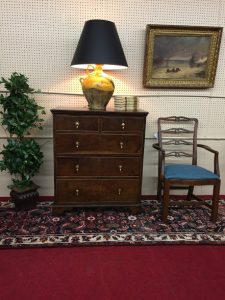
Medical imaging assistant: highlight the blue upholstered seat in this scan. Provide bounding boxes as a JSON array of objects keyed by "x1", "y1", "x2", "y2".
[{"x1": 165, "y1": 164, "x2": 219, "y2": 180}]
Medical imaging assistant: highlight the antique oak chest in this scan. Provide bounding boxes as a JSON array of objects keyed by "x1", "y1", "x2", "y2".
[{"x1": 51, "y1": 107, "x2": 148, "y2": 214}]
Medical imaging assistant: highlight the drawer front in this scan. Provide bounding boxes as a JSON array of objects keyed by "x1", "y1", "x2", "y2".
[
  {"x1": 55, "y1": 157, "x2": 141, "y2": 177},
  {"x1": 55, "y1": 179, "x2": 140, "y2": 203},
  {"x1": 101, "y1": 180, "x2": 140, "y2": 202},
  {"x1": 102, "y1": 116, "x2": 145, "y2": 132},
  {"x1": 55, "y1": 133, "x2": 143, "y2": 154},
  {"x1": 54, "y1": 115, "x2": 99, "y2": 131}
]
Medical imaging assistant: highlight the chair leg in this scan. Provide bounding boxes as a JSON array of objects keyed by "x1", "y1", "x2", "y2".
[
  {"x1": 187, "y1": 186, "x2": 194, "y2": 201},
  {"x1": 157, "y1": 180, "x2": 162, "y2": 201},
  {"x1": 211, "y1": 181, "x2": 220, "y2": 222},
  {"x1": 162, "y1": 181, "x2": 170, "y2": 222}
]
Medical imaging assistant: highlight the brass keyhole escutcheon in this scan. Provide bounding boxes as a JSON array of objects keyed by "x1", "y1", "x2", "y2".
[
  {"x1": 75, "y1": 121, "x2": 80, "y2": 129},
  {"x1": 75, "y1": 141, "x2": 80, "y2": 149},
  {"x1": 121, "y1": 122, "x2": 125, "y2": 130}
]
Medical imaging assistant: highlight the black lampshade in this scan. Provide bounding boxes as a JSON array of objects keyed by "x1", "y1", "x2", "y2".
[{"x1": 71, "y1": 19, "x2": 128, "y2": 70}]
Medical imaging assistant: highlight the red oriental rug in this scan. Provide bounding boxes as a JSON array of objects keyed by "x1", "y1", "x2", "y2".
[{"x1": 0, "y1": 200, "x2": 225, "y2": 248}]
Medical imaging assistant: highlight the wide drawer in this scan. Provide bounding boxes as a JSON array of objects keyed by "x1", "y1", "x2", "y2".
[
  {"x1": 55, "y1": 156, "x2": 141, "y2": 177},
  {"x1": 54, "y1": 133, "x2": 143, "y2": 154},
  {"x1": 55, "y1": 179, "x2": 140, "y2": 203},
  {"x1": 54, "y1": 115, "x2": 99, "y2": 131},
  {"x1": 102, "y1": 116, "x2": 145, "y2": 132}
]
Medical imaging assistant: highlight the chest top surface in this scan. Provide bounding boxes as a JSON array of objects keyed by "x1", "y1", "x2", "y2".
[{"x1": 51, "y1": 106, "x2": 148, "y2": 117}]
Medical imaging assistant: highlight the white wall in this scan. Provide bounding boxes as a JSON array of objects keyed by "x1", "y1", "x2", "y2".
[{"x1": 0, "y1": 0, "x2": 225, "y2": 196}]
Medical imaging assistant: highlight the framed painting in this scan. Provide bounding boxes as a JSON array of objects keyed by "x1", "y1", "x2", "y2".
[{"x1": 143, "y1": 25, "x2": 223, "y2": 88}]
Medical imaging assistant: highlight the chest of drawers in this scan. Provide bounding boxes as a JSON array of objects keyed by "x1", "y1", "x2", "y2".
[{"x1": 51, "y1": 107, "x2": 148, "y2": 214}]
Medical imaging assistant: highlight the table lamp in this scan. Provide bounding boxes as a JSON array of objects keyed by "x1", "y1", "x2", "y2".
[{"x1": 71, "y1": 19, "x2": 128, "y2": 110}]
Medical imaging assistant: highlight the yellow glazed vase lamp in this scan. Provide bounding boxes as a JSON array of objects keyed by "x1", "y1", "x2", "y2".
[
  {"x1": 80, "y1": 64, "x2": 114, "y2": 110},
  {"x1": 71, "y1": 19, "x2": 128, "y2": 110}
]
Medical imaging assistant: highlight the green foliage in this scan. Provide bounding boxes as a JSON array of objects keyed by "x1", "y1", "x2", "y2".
[
  {"x1": 0, "y1": 139, "x2": 44, "y2": 188},
  {"x1": 0, "y1": 72, "x2": 45, "y2": 137},
  {"x1": 0, "y1": 72, "x2": 45, "y2": 189}
]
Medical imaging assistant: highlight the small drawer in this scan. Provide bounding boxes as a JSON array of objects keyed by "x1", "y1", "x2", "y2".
[
  {"x1": 54, "y1": 133, "x2": 101, "y2": 154},
  {"x1": 102, "y1": 116, "x2": 145, "y2": 132},
  {"x1": 54, "y1": 133, "x2": 143, "y2": 154},
  {"x1": 55, "y1": 179, "x2": 140, "y2": 203},
  {"x1": 54, "y1": 115, "x2": 99, "y2": 131},
  {"x1": 55, "y1": 156, "x2": 141, "y2": 177}
]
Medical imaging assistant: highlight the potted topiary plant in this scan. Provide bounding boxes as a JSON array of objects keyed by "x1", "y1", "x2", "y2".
[{"x1": 0, "y1": 72, "x2": 45, "y2": 210}]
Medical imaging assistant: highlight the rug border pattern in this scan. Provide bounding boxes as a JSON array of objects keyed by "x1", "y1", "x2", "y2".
[
  {"x1": 1, "y1": 232, "x2": 225, "y2": 248},
  {"x1": 1, "y1": 200, "x2": 225, "y2": 248}
]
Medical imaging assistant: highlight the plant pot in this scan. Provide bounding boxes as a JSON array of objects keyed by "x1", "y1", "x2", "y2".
[{"x1": 10, "y1": 184, "x2": 40, "y2": 210}]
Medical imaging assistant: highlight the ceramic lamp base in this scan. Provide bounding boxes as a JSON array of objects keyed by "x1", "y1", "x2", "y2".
[
  {"x1": 83, "y1": 88, "x2": 113, "y2": 110},
  {"x1": 80, "y1": 65, "x2": 114, "y2": 110}
]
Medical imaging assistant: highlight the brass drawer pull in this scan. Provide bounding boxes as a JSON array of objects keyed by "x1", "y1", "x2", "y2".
[
  {"x1": 121, "y1": 122, "x2": 125, "y2": 130},
  {"x1": 75, "y1": 189, "x2": 79, "y2": 197},
  {"x1": 75, "y1": 164, "x2": 79, "y2": 173},
  {"x1": 75, "y1": 121, "x2": 80, "y2": 129},
  {"x1": 118, "y1": 188, "x2": 122, "y2": 195},
  {"x1": 118, "y1": 165, "x2": 123, "y2": 172},
  {"x1": 75, "y1": 141, "x2": 80, "y2": 149},
  {"x1": 120, "y1": 142, "x2": 124, "y2": 149}
]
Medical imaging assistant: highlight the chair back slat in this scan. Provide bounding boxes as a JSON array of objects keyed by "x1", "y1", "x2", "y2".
[
  {"x1": 158, "y1": 116, "x2": 198, "y2": 165},
  {"x1": 162, "y1": 139, "x2": 193, "y2": 146},
  {"x1": 165, "y1": 151, "x2": 193, "y2": 158},
  {"x1": 161, "y1": 128, "x2": 194, "y2": 134}
]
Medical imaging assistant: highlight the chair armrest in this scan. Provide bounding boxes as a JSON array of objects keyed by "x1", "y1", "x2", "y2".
[
  {"x1": 152, "y1": 142, "x2": 160, "y2": 150},
  {"x1": 197, "y1": 144, "x2": 219, "y2": 154},
  {"x1": 152, "y1": 143, "x2": 166, "y2": 179},
  {"x1": 152, "y1": 143, "x2": 165, "y2": 153},
  {"x1": 197, "y1": 144, "x2": 220, "y2": 176}
]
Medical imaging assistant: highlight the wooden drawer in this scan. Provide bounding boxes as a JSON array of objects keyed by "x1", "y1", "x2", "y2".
[
  {"x1": 102, "y1": 116, "x2": 145, "y2": 132},
  {"x1": 54, "y1": 115, "x2": 99, "y2": 131},
  {"x1": 55, "y1": 156, "x2": 141, "y2": 177},
  {"x1": 55, "y1": 179, "x2": 140, "y2": 203},
  {"x1": 55, "y1": 133, "x2": 143, "y2": 154}
]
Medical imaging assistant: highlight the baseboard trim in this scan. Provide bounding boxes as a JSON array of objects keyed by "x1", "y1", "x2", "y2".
[
  {"x1": 0, "y1": 195, "x2": 225, "y2": 202},
  {"x1": 141, "y1": 195, "x2": 225, "y2": 200}
]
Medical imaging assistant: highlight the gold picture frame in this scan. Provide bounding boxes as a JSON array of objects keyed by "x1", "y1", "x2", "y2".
[{"x1": 143, "y1": 25, "x2": 223, "y2": 88}]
